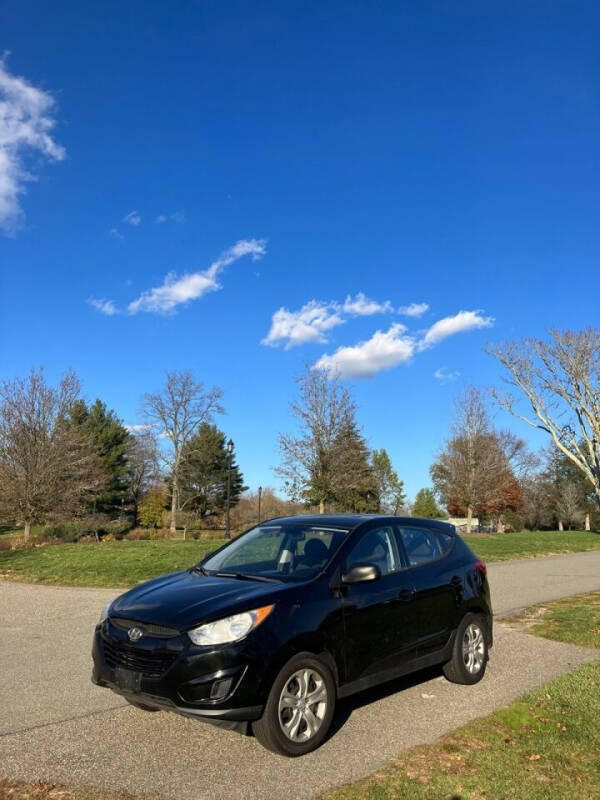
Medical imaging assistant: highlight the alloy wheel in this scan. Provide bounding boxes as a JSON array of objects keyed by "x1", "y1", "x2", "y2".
[
  {"x1": 462, "y1": 623, "x2": 485, "y2": 674},
  {"x1": 277, "y1": 668, "x2": 328, "y2": 742}
]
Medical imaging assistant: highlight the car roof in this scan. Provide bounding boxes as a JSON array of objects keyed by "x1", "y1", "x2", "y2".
[{"x1": 261, "y1": 514, "x2": 456, "y2": 534}]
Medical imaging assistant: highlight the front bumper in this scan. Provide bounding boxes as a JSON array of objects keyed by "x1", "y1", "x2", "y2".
[{"x1": 92, "y1": 620, "x2": 266, "y2": 732}]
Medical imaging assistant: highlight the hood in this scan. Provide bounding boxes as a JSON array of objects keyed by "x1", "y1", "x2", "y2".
[{"x1": 109, "y1": 570, "x2": 295, "y2": 630}]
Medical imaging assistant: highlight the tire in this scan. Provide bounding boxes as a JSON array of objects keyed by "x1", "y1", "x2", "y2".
[
  {"x1": 443, "y1": 613, "x2": 488, "y2": 685},
  {"x1": 251, "y1": 653, "x2": 336, "y2": 756}
]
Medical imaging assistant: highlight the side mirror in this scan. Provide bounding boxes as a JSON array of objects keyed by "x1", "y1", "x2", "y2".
[{"x1": 341, "y1": 563, "x2": 381, "y2": 585}]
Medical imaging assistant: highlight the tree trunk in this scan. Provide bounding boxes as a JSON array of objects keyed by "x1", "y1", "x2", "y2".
[
  {"x1": 558, "y1": 519, "x2": 564, "y2": 531},
  {"x1": 170, "y1": 483, "x2": 177, "y2": 532},
  {"x1": 466, "y1": 505, "x2": 473, "y2": 534},
  {"x1": 23, "y1": 520, "x2": 31, "y2": 541},
  {"x1": 496, "y1": 516, "x2": 504, "y2": 534},
  {"x1": 585, "y1": 512, "x2": 591, "y2": 531},
  {"x1": 319, "y1": 499, "x2": 325, "y2": 515}
]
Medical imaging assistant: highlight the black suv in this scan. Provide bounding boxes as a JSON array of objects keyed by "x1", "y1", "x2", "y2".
[{"x1": 92, "y1": 515, "x2": 493, "y2": 756}]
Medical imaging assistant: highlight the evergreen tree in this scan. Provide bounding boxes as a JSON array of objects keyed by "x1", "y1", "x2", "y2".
[
  {"x1": 68, "y1": 399, "x2": 131, "y2": 516},
  {"x1": 371, "y1": 448, "x2": 406, "y2": 513},
  {"x1": 333, "y1": 420, "x2": 378, "y2": 512},
  {"x1": 179, "y1": 424, "x2": 246, "y2": 517},
  {"x1": 412, "y1": 488, "x2": 445, "y2": 519}
]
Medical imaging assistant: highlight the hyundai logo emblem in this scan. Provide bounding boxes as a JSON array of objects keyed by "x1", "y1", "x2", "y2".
[{"x1": 128, "y1": 627, "x2": 143, "y2": 642}]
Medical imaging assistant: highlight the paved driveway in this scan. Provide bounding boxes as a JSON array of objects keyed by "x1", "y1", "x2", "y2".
[{"x1": 1, "y1": 550, "x2": 599, "y2": 800}]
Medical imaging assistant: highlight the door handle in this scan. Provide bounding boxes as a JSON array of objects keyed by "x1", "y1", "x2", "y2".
[{"x1": 398, "y1": 588, "x2": 415, "y2": 602}]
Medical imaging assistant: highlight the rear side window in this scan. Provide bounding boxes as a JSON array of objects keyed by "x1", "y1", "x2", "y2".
[{"x1": 397, "y1": 526, "x2": 446, "y2": 566}]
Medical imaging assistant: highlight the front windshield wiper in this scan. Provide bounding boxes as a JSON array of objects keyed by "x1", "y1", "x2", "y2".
[
  {"x1": 189, "y1": 564, "x2": 209, "y2": 576},
  {"x1": 213, "y1": 571, "x2": 282, "y2": 584}
]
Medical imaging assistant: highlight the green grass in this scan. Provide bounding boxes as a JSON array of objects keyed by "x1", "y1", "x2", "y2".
[
  {"x1": 322, "y1": 594, "x2": 600, "y2": 800},
  {"x1": 507, "y1": 592, "x2": 600, "y2": 649},
  {"x1": 463, "y1": 529, "x2": 600, "y2": 562},
  {"x1": 0, "y1": 539, "x2": 224, "y2": 587},
  {"x1": 322, "y1": 661, "x2": 600, "y2": 800}
]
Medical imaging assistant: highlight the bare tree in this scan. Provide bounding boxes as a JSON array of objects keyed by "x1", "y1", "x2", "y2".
[
  {"x1": 142, "y1": 372, "x2": 224, "y2": 531},
  {"x1": 127, "y1": 429, "x2": 160, "y2": 527},
  {"x1": 555, "y1": 483, "x2": 584, "y2": 530},
  {"x1": 431, "y1": 387, "x2": 530, "y2": 532},
  {"x1": 0, "y1": 369, "x2": 104, "y2": 538},
  {"x1": 488, "y1": 329, "x2": 600, "y2": 507},
  {"x1": 277, "y1": 369, "x2": 369, "y2": 513}
]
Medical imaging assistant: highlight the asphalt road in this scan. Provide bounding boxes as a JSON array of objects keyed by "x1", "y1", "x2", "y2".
[{"x1": 1, "y1": 550, "x2": 599, "y2": 800}]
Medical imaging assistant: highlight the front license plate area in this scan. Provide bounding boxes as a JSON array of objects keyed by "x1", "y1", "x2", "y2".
[{"x1": 114, "y1": 666, "x2": 142, "y2": 693}]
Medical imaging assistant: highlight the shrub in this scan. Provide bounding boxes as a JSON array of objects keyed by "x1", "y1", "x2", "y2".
[{"x1": 41, "y1": 522, "x2": 85, "y2": 543}]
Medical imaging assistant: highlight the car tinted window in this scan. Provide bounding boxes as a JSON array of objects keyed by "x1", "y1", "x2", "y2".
[
  {"x1": 346, "y1": 527, "x2": 397, "y2": 575},
  {"x1": 398, "y1": 526, "x2": 443, "y2": 566},
  {"x1": 436, "y1": 529, "x2": 454, "y2": 554}
]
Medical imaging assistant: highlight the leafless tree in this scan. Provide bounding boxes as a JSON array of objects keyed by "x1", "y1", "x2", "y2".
[
  {"x1": 127, "y1": 429, "x2": 160, "y2": 527},
  {"x1": 488, "y1": 329, "x2": 600, "y2": 507},
  {"x1": 555, "y1": 483, "x2": 584, "y2": 530},
  {"x1": 277, "y1": 369, "x2": 362, "y2": 513},
  {"x1": 431, "y1": 387, "x2": 531, "y2": 532},
  {"x1": 0, "y1": 369, "x2": 104, "y2": 538},
  {"x1": 142, "y1": 372, "x2": 224, "y2": 531}
]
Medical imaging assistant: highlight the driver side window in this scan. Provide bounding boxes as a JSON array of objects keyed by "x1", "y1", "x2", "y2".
[{"x1": 346, "y1": 527, "x2": 397, "y2": 576}]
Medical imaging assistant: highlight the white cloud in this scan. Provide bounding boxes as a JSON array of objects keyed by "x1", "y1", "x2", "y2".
[
  {"x1": 342, "y1": 293, "x2": 393, "y2": 316},
  {"x1": 262, "y1": 300, "x2": 345, "y2": 349},
  {"x1": 421, "y1": 310, "x2": 494, "y2": 348},
  {"x1": 108, "y1": 227, "x2": 124, "y2": 240},
  {"x1": 88, "y1": 297, "x2": 118, "y2": 316},
  {"x1": 156, "y1": 211, "x2": 185, "y2": 224},
  {"x1": 126, "y1": 238, "x2": 266, "y2": 315},
  {"x1": 314, "y1": 323, "x2": 415, "y2": 379},
  {"x1": 0, "y1": 58, "x2": 65, "y2": 233},
  {"x1": 125, "y1": 423, "x2": 153, "y2": 433},
  {"x1": 262, "y1": 292, "x2": 393, "y2": 348},
  {"x1": 398, "y1": 302, "x2": 429, "y2": 318},
  {"x1": 123, "y1": 210, "x2": 141, "y2": 226},
  {"x1": 434, "y1": 367, "x2": 461, "y2": 383}
]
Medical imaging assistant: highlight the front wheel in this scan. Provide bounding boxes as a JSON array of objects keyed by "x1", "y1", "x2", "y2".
[
  {"x1": 443, "y1": 613, "x2": 488, "y2": 685},
  {"x1": 252, "y1": 653, "x2": 336, "y2": 756}
]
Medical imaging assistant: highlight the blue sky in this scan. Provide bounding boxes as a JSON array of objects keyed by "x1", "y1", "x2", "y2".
[{"x1": 1, "y1": 1, "x2": 599, "y2": 500}]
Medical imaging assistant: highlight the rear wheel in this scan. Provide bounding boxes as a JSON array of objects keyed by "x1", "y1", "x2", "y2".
[
  {"x1": 252, "y1": 653, "x2": 336, "y2": 756},
  {"x1": 443, "y1": 613, "x2": 488, "y2": 685}
]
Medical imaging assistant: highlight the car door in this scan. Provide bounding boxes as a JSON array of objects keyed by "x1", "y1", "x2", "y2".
[
  {"x1": 341, "y1": 525, "x2": 416, "y2": 686},
  {"x1": 395, "y1": 525, "x2": 460, "y2": 656}
]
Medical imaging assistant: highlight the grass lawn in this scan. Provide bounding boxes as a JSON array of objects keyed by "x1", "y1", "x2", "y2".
[
  {"x1": 321, "y1": 592, "x2": 600, "y2": 800},
  {"x1": 505, "y1": 592, "x2": 600, "y2": 649},
  {"x1": 462, "y1": 528, "x2": 600, "y2": 562},
  {"x1": 0, "y1": 539, "x2": 224, "y2": 588}
]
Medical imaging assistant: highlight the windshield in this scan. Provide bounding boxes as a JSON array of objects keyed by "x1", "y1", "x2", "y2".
[{"x1": 201, "y1": 523, "x2": 351, "y2": 582}]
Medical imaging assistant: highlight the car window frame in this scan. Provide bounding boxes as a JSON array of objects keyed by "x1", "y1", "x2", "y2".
[
  {"x1": 343, "y1": 524, "x2": 403, "y2": 577},
  {"x1": 394, "y1": 524, "x2": 456, "y2": 571}
]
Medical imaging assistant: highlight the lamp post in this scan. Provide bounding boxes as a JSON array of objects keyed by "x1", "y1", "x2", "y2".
[
  {"x1": 258, "y1": 486, "x2": 262, "y2": 524},
  {"x1": 225, "y1": 438, "x2": 234, "y2": 539}
]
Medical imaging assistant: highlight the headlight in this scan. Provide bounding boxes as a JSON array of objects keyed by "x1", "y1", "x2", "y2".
[
  {"x1": 99, "y1": 602, "x2": 112, "y2": 624},
  {"x1": 187, "y1": 604, "x2": 275, "y2": 646}
]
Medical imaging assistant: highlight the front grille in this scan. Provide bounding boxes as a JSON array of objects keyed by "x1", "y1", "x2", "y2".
[
  {"x1": 102, "y1": 639, "x2": 177, "y2": 678},
  {"x1": 109, "y1": 617, "x2": 180, "y2": 638}
]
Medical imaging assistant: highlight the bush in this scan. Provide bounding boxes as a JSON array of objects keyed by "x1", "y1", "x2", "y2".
[
  {"x1": 503, "y1": 511, "x2": 524, "y2": 533},
  {"x1": 102, "y1": 519, "x2": 132, "y2": 539},
  {"x1": 41, "y1": 522, "x2": 86, "y2": 543}
]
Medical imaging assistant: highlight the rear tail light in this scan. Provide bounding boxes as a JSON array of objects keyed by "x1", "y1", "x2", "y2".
[{"x1": 475, "y1": 560, "x2": 487, "y2": 577}]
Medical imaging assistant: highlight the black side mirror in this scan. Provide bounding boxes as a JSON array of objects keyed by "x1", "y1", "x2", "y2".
[{"x1": 341, "y1": 563, "x2": 381, "y2": 584}]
